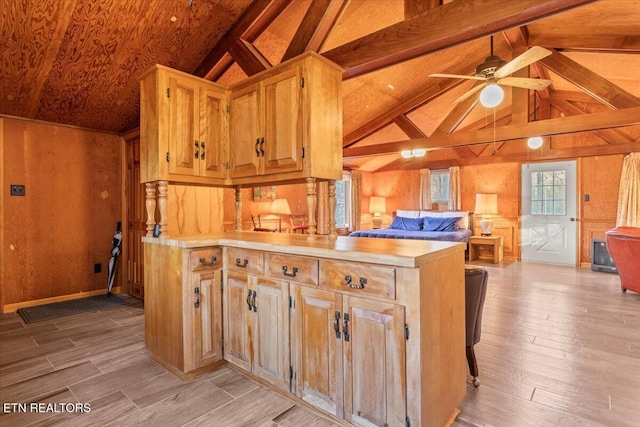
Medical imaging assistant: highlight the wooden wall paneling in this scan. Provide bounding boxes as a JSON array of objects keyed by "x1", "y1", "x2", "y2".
[
  {"x1": 0, "y1": 118, "x2": 4, "y2": 311},
  {"x1": 1, "y1": 117, "x2": 121, "y2": 310},
  {"x1": 167, "y1": 185, "x2": 225, "y2": 236}
]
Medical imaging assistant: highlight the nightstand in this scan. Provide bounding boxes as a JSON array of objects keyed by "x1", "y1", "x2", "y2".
[{"x1": 469, "y1": 235, "x2": 503, "y2": 264}]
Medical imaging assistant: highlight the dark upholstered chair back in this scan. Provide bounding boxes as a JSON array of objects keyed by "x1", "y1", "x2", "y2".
[{"x1": 465, "y1": 267, "x2": 488, "y2": 346}]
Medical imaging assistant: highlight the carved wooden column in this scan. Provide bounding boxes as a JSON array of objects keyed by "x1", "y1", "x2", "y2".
[
  {"x1": 235, "y1": 186, "x2": 242, "y2": 232},
  {"x1": 306, "y1": 177, "x2": 317, "y2": 240},
  {"x1": 157, "y1": 180, "x2": 169, "y2": 236},
  {"x1": 328, "y1": 179, "x2": 337, "y2": 240},
  {"x1": 145, "y1": 182, "x2": 157, "y2": 237}
]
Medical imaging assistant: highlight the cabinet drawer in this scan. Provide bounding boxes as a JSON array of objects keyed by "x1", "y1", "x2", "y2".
[
  {"x1": 265, "y1": 253, "x2": 319, "y2": 286},
  {"x1": 226, "y1": 247, "x2": 264, "y2": 275},
  {"x1": 189, "y1": 248, "x2": 222, "y2": 271},
  {"x1": 320, "y1": 260, "x2": 396, "y2": 299}
]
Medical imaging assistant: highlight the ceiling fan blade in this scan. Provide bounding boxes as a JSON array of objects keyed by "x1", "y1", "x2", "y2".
[
  {"x1": 429, "y1": 73, "x2": 486, "y2": 81},
  {"x1": 494, "y1": 46, "x2": 552, "y2": 79},
  {"x1": 497, "y1": 77, "x2": 552, "y2": 90},
  {"x1": 454, "y1": 83, "x2": 487, "y2": 103}
]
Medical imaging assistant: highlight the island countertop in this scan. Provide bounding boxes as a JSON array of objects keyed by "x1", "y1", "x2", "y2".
[{"x1": 142, "y1": 232, "x2": 465, "y2": 268}]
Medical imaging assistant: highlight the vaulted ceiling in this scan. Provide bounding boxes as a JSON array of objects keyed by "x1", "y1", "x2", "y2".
[{"x1": 2, "y1": 0, "x2": 639, "y2": 171}]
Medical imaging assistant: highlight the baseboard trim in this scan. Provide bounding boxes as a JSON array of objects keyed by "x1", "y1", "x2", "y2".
[{"x1": 2, "y1": 287, "x2": 122, "y2": 313}]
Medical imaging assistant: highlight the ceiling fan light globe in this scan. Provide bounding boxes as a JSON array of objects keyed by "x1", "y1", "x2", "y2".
[
  {"x1": 479, "y1": 84, "x2": 504, "y2": 108},
  {"x1": 401, "y1": 150, "x2": 413, "y2": 158},
  {"x1": 528, "y1": 136, "x2": 544, "y2": 149},
  {"x1": 413, "y1": 149, "x2": 426, "y2": 157}
]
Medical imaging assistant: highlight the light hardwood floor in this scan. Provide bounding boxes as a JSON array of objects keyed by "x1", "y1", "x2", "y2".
[{"x1": 1, "y1": 261, "x2": 639, "y2": 427}]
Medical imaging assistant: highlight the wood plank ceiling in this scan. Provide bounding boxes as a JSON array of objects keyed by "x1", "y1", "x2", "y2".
[{"x1": 2, "y1": 0, "x2": 639, "y2": 171}]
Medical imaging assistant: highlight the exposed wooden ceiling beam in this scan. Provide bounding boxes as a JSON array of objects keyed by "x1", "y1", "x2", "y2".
[
  {"x1": 432, "y1": 88, "x2": 480, "y2": 135},
  {"x1": 393, "y1": 115, "x2": 427, "y2": 139},
  {"x1": 502, "y1": 26, "x2": 529, "y2": 50},
  {"x1": 550, "y1": 98, "x2": 634, "y2": 144},
  {"x1": 376, "y1": 140, "x2": 640, "y2": 171},
  {"x1": 404, "y1": 0, "x2": 442, "y2": 19},
  {"x1": 229, "y1": 39, "x2": 272, "y2": 76},
  {"x1": 550, "y1": 89, "x2": 600, "y2": 104},
  {"x1": 539, "y1": 50, "x2": 640, "y2": 109},
  {"x1": 529, "y1": 34, "x2": 640, "y2": 52},
  {"x1": 344, "y1": 106, "x2": 640, "y2": 158},
  {"x1": 194, "y1": 0, "x2": 290, "y2": 79},
  {"x1": 322, "y1": 0, "x2": 597, "y2": 79},
  {"x1": 282, "y1": 0, "x2": 348, "y2": 61},
  {"x1": 343, "y1": 78, "x2": 465, "y2": 147}
]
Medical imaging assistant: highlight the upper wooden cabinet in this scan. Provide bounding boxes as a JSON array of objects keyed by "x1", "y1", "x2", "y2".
[
  {"x1": 140, "y1": 52, "x2": 342, "y2": 187},
  {"x1": 229, "y1": 52, "x2": 343, "y2": 185},
  {"x1": 140, "y1": 65, "x2": 229, "y2": 186}
]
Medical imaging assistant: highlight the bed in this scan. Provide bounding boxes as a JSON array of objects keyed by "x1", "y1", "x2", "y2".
[{"x1": 349, "y1": 210, "x2": 473, "y2": 243}]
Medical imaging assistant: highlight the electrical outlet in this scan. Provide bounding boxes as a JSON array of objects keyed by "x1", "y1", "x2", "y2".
[
  {"x1": 10, "y1": 185, "x2": 25, "y2": 196},
  {"x1": 94, "y1": 263, "x2": 102, "y2": 273}
]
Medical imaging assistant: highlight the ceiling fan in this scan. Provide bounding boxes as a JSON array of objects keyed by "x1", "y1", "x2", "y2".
[{"x1": 429, "y1": 37, "x2": 553, "y2": 105}]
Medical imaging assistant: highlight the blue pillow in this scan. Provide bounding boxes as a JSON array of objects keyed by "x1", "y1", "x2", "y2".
[
  {"x1": 389, "y1": 216, "x2": 423, "y2": 231},
  {"x1": 422, "y1": 216, "x2": 460, "y2": 231}
]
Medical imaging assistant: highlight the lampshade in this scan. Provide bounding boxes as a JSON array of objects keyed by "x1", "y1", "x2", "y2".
[
  {"x1": 369, "y1": 196, "x2": 386, "y2": 214},
  {"x1": 474, "y1": 193, "x2": 498, "y2": 216},
  {"x1": 479, "y1": 84, "x2": 504, "y2": 108},
  {"x1": 270, "y1": 198, "x2": 291, "y2": 215}
]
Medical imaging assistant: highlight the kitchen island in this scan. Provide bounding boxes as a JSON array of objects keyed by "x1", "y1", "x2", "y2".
[{"x1": 143, "y1": 232, "x2": 466, "y2": 427}]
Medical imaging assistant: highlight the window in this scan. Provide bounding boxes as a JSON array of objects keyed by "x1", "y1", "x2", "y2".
[
  {"x1": 335, "y1": 171, "x2": 352, "y2": 228},
  {"x1": 530, "y1": 170, "x2": 566, "y2": 215},
  {"x1": 430, "y1": 171, "x2": 450, "y2": 203}
]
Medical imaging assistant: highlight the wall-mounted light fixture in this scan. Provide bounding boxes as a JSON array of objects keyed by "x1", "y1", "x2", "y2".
[{"x1": 400, "y1": 148, "x2": 426, "y2": 158}]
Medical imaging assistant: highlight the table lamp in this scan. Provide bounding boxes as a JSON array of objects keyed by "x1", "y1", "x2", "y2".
[
  {"x1": 369, "y1": 196, "x2": 386, "y2": 229},
  {"x1": 270, "y1": 198, "x2": 291, "y2": 233},
  {"x1": 474, "y1": 193, "x2": 498, "y2": 236}
]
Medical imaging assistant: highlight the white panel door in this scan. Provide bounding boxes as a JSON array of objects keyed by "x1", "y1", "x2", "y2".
[{"x1": 521, "y1": 161, "x2": 577, "y2": 265}]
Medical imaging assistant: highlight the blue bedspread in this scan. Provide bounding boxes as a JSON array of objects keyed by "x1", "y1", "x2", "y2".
[{"x1": 349, "y1": 228, "x2": 472, "y2": 242}]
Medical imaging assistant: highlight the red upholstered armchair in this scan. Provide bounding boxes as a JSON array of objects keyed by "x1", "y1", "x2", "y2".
[{"x1": 605, "y1": 226, "x2": 640, "y2": 294}]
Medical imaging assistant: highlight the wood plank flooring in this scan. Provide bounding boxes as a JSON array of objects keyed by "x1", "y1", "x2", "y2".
[{"x1": 1, "y1": 262, "x2": 639, "y2": 427}]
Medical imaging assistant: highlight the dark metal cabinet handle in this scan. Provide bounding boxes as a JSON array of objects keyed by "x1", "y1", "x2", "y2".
[
  {"x1": 282, "y1": 266, "x2": 298, "y2": 277},
  {"x1": 345, "y1": 275, "x2": 366, "y2": 289},
  {"x1": 255, "y1": 138, "x2": 260, "y2": 156},
  {"x1": 334, "y1": 311, "x2": 341, "y2": 339},
  {"x1": 246, "y1": 289, "x2": 252, "y2": 311},
  {"x1": 251, "y1": 290, "x2": 257, "y2": 312},
  {"x1": 200, "y1": 141, "x2": 205, "y2": 160},
  {"x1": 194, "y1": 140, "x2": 199, "y2": 159},
  {"x1": 235, "y1": 258, "x2": 249, "y2": 268},
  {"x1": 194, "y1": 287, "x2": 200, "y2": 309},
  {"x1": 199, "y1": 256, "x2": 217, "y2": 267},
  {"x1": 343, "y1": 313, "x2": 350, "y2": 342},
  {"x1": 259, "y1": 137, "x2": 265, "y2": 156}
]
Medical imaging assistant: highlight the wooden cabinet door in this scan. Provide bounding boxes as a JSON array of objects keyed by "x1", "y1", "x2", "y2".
[
  {"x1": 291, "y1": 285, "x2": 343, "y2": 418},
  {"x1": 343, "y1": 296, "x2": 407, "y2": 427},
  {"x1": 199, "y1": 85, "x2": 228, "y2": 179},
  {"x1": 253, "y1": 276, "x2": 290, "y2": 392},
  {"x1": 223, "y1": 271, "x2": 253, "y2": 371},
  {"x1": 261, "y1": 66, "x2": 304, "y2": 176},
  {"x1": 168, "y1": 75, "x2": 199, "y2": 176},
  {"x1": 230, "y1": 84, "x2": 261, "y2": 178},
  {"x1": 189, "y1": 268, "x2": 222, "y2": 371}
]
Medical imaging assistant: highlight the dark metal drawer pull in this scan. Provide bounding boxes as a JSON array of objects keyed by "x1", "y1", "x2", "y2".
[
  {"x1": 345, "y1": 275, "x2": 366, "y2": 289},
  {"x1": 282, "y1": 266, "x2": 298, "y2": 277},
  {"x1": 235, "y1": 258, "x2": 249, "y2": 268},
  {"x1": 199, "y1": 256, "x2": 217, "y2": 266}
]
